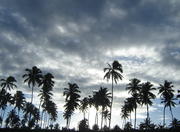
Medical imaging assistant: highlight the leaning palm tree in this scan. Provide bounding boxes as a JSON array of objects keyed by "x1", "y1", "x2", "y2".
[
  {"x1": 158, "y1": 80, "x2": 175, "y2": 126},
  {"x1": 63, "y1": 83, "x2": 81, "y2": 128},
  {"x1": 14, "y1": 91, "x2": 26, "y2": 116},
  {"x1": 139, "y1": 82, "x2": 156, "y2": 120},
  {"x1": 22, "y1": 66, "x2": 42, "y2": 104},
  {"x1": 104, "y1": 60, "x2": 123, "y2": 128},
  {"x1": 126, "y1": 78, "x2": 141, "y2": 129}
]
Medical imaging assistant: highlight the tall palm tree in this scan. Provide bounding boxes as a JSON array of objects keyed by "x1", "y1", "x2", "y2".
[
  {"x1": 63, "y1": 83, "x2": 81, "y2": 128},
  {"x1": 140, "y1": 82, "x2": 156, "y2": 120},
  {"x1": 38, "y1": 73, "x2": 54, "y2": 127},
  {"x1": 79, "y1": 97, "x2": 89, "y2": 120},
  {"x1": 22, "y1": 66, "x2": 42, "y2": 104},
  {"x1": 104, "y1": 60, "x2": 123, "y2": 128},
  {"x1": 158, "y1": 80, "x2": 175, "y2": 126},
  {"x1": 0, "y1": 76, "x2": 17, "y2": 91},
  {"x1": 126, "y1": 78, "x2": 141, "y2": 129},
  {"x1": 14, "y1": 91, "x2": 26, "y2": 116}
]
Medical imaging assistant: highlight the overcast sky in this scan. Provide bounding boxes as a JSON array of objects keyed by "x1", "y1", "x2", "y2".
[{"x1": 0, "y1": 0, "x2": 180, "y2": 128}]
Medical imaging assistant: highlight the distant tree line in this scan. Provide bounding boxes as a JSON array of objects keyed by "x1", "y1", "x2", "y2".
[{"x1": 0, "y1": 61, "x2": 180, "y2": 131}]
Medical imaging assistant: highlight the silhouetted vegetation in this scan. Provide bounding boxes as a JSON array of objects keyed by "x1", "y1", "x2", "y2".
[{"x1": 0, "y1": 61, "x2": 179, "y2": 132}]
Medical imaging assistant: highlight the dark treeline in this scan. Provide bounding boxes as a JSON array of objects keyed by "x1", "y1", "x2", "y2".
[{"x1": 0, "y1": 60, "x2": 180, "y2": 132}]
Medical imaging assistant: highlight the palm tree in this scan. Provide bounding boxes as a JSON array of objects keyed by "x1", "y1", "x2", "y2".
[
  {"x1": 23, "y1": 102, "x2": 40, "y2": 128},
  {"x1": 38, "y1": 73, "x2": 54, "y2": 126},
  {"x1": 97, "y1": 87, "x2": 111, "y2": 129},
  {"x1": 0, "y1": 89, "x2": 14, "y2": 127},
  {"x1": 126, "y1": 78, "x2": 141, "y2": 129},
  {"x1": 125, "y1": 97, "x2": 135, "y2": 124},
  {"x1": 169, "y1": 118, "x2": 180, "y2": 128},
  {"x1": 5, "y1": 109, "x2": 20, "y2": 128},
  {"x1": 121, "y1": 102, "x2": 129, "y2": 126},
  {"x1": 0, "y1": 76, "x2": 17, "y2": 91},
  {"x1": 102, "y1": 109, "x2": 110, "y2": 127},
  {"x1": 22, "y1": 66, "x2": 42, "y2": 104},
  {"x1": 63, "y1": 83, "x2": 81, "y2": 128},
  {"x1": 79, "y1": 97, "x2": 89, "y2": 120},
  {"x1": 63, "y1": 110, "x2": 73, "y2": 128},
  {"x1": 139, "y1": 82, "x2": 156, "y2": 120},
  {"x1": 177, "y1": 90, "x2": 180, "y2": 104},
  {"x1": 92, "y1": 91, "x2": 100, "y2": 126},
  {"x1": 158, "y1": 80, "x2": 175, "y2": 126},
  {"x1": 104, "y1": 60, "x2": 123, "y2": 128},
  {"x1": 14, "y1": 91, "x2": 26, "y2": 116}
]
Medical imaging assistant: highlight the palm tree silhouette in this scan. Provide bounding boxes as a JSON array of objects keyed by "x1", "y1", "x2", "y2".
[
  {"x1": 0, "y1": 89, "x2": 14, "y2": 127},
  {"x1": 158, "y1": 80, "x2": 176, "y2": 126},
  {"x1": 23, "y1": 66, "x2": 42, "y2": 104},
  {"x1": 92, "y1": 91, "x2": 100, "y2": 126},
  {"x1": 63, "y1": 83, "x2": 81, "y2": 128},
  {"x1": 104, "y1": 60, "x2": 123, "y2": 128},
  {"x1": 126, "y1": 78, "x2": 141, "y2": 129},
  {"x1": 169, "y1": 118, "x2": 180, "y2": 128},
  {"x1": 63, "y1": 110, "x2": 73, "y2": 128},
  {"x1": 97, "y1": 87, "x2": 111, "y2": 129},
  {"x1": 79, "y1": 97, "x2": 89, "y2": 120},
  {"x1": 5, "y1": 109, "x2": 20, "y2": 128},
  {"x1": 38, "y1": 73, "x2": 54, "y2": 127},
  {"x1": 102, "y1": 109, "x2": 110, "y2": 127},
  {"x1": 125, "y1": 97, "x2": 135, "y2": 124},
  {"x1": 23, "y1": 102, "x2": 40, "y2": 128},
  {"x1": 0, "y1": 76, "x2": 17, "y2": 91},
  {"x1": 177, "y1": 90, "x2": 180, "y2": 104},
  {"x1": 139, "y1": 82, "x2": 156, "y2": 120},
  {"x1": 121, "y1": 102, "x2": 130, "y2": 126},
  {"x1": 14, "y1": 91, "x2": 26, "y2": 116}
]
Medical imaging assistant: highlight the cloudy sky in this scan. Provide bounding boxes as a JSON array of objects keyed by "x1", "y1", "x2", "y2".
[{"x1": 0, "y1": 0, "x2": 180, "y2": 129}]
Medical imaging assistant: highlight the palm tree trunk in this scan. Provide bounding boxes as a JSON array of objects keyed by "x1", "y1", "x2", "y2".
[
  {"x1": 169, "y1": 106, "x2": 174, "y2": 121},
  {"x1": 83, "y1": 111, "x2": 85, "y2": 120},
  {"x1": 134, "y1": 107, "x2": 136, "y2": 129},
  {"x1": 38, "y1": 101, "x2": 41, "y2": 125},
  {"x1": 88, "y1": 112, "x2": 90, "y2": 127},
  {"x1": 163, "y1": 106, "x2": 166, "y2": 126},
  {"x1": 40, "y1": 111, "x2": 44, "y2": 128},
  {"x1": 101, "y1": 109, "x2": 103, "y2": 129},
  {"x1": 109, "y1": 74, "x2": 113, "y2": 128},
  {"x1": 147, "y1": 104, "x2": 149, "y2": 120},
  {"x1": 31, "y1": 86, "x2": 34, "y2": 104},
  {"x1": 130, "y1": 112, "x2": 132, "y2": 124}
]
